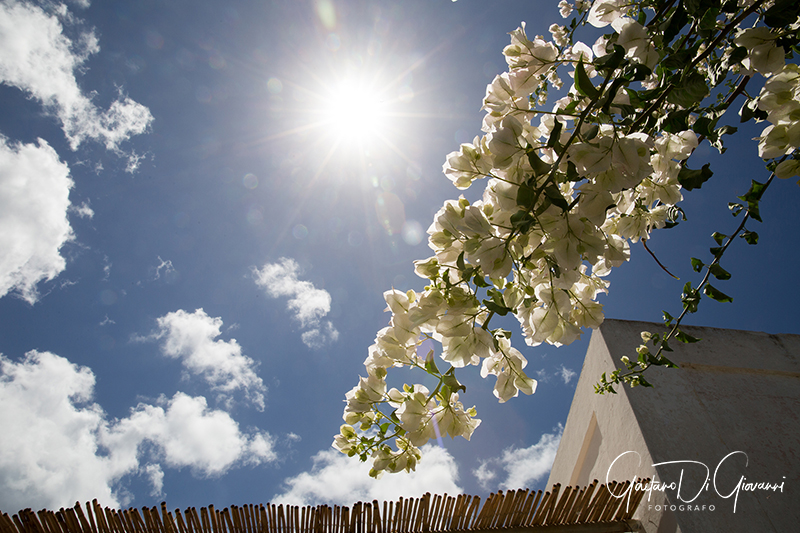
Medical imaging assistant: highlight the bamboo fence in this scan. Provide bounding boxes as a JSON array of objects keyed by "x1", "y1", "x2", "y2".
[{"x1": 0, "y1": 480, "x2": 649, "y2": 533}]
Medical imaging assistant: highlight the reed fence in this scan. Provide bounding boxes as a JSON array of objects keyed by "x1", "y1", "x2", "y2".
[{"x1": 1, "y1": 480, "x2": 649, "y2": 533}]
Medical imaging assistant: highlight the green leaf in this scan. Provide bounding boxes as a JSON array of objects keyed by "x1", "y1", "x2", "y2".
[
  {"x1": 510, "y1": 210, "x2": 534, "y2": 233},
  {"x1": 439, "y1": 384, "x2": 452, "y2": 401},
  {"x1": 728, "y1": 202, "x2": 744, "y2": 216},
  {"x1": 560, "y1": 99, "x2": 581, "y2": 115},
  {"x1": 740, "y1": 230, "x2": 759, "y2": 245},
  {"x1": 708, "y1": 125, "x2": 738, "y2": 154},
  {"x1": 727, "y1": 46, "x2": 748, "y2": 66},
  {"x1": 698, "y1": 7, "x2": 722, "y2": 31},
  {"x1": 658, "y1": 354, "x2": 678, "y2": 368},
  {"x1": 484, "y1": 299, "x2": 511, "y2": 316},
  {"x1": 738, "y1": 180, "x2": 766, "y2": 222},
  {"x1": 473, "y1": 272, "x2": 490, "y2": 287},
  {"x1": 662, "y1": 49, "x2": 694, "y2": 70},
  {"x1": 763, "y1": 0, "x2": 800, "y2": 28},
  {"x1": 704, "y1": 283, "x2": 733, "y2": 303},
  {"x1": 667, "y1": 71, "x2": 710, "y2": 108},
  {"x1": 527, "y1": 150, "x2": 552, "y2": 177},
  {"x1": 663, "y1": 4, "x2": 689, "y2": 45},
  {"x1": 663, "y1": 310, "x2": 674, "y2": 325},
  {"x1": 424, "y1": 350, "x2": 439, "y2": 374},
  {"x1": 599, "y1": 78, "x2": 622, "y2": 114},
  {"x1": 691, "y1": 257, "x2": 704, "y2": 272},
  {"x1": 748, "y1": 204, "x2": 762, "y2": 223},
  {"x1": 745, "y1": 179, "x2": 767, "y2": 200},
  {"x1": 692, "y1": 116, "x2": 717, "y2": 137},
  {"x1": 534, "y1": 197, "x2": 552, "y2": 217},
  {"x1": 516, "y1": 182, "x2": 536, "y2": 210},
  {"x1": 711, "y1": 232, "x2": 726, "y2": 245},
  {"x1": 661, "y1": 109, "x2": 692, "y2": 133},
  {"x1": 682, "y1": 282, "x2": 700, "y2": 313},
  {"x1": 488, "y1": 287, "x2": 505, "y2": 306},
  {"x1": 456, "y1": 251, "x2": 466, "y2": 271},
  {"x1": 708, "y1": 263, "x2": 731, "y2": 280},
  {"x1": 739, "y1": 98, "x2": 768, "y2": 122},
  {"x1": 683, "y1": 0, "x2": 720, "y2": 15},
  {"x1": 442, "y1": 371, "x2": 466, "y2": 394},
  {"x1": 575, "y1": 60, "x2": 600, "y2": 99},
  {"x1": 676, "y1": 330, "x2": 702, "y2": 343},
  {"x1": 594, "y1": 45, "x2": 626, "y2": 73},
  {"x1": 623, "y1": 63, "x2": 651, "y2": 82},
  {"x1": 678, "y1": 163, "x2": 714, "y2": 190},
  {"x1": 566, "y1": 160, "x2": 580, "y2": 181},
  {"x1": 543, "y1": 184, "x2": 570, "y2": 211},
  {"x1": 547, "y1": 119, "x2": 563, "y2": 149},
  {"x1": 544, "y1": 255, "x2": 562, "y2": 278}
]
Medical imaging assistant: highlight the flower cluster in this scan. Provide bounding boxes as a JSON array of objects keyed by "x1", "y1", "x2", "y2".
[
  {"x1": 758, "y1": 64, "x2": 800, "y2": 178},
  {"x1": 335, "y1": 0, "x2": 800, "y2": 475}
]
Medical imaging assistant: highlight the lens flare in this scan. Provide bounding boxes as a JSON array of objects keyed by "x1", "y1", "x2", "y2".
[{"x1": 322, "y1": 79, "x2": 387, "y2": 142}]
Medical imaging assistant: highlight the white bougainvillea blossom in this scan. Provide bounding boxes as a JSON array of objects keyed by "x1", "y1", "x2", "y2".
[{"x1": 335, "y1": 0, "x2": 800, "y2": 476}]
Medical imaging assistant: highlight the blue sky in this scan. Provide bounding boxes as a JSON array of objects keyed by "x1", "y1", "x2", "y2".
[{"x1": 0, "y1": 0, "x2": 798, "y2": 513}]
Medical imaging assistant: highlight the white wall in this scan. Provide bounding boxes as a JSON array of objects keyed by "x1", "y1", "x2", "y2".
[{"x1": 548, "y1": 319, "x2": 800, "y2": 533}]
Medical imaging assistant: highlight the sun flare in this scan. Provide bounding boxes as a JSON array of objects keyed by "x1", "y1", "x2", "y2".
[
  {"x1": 322, "y1": 79, "x2": 388, "y2": 142},
  {"x1": 266, "y1": 60, "x2": 421, "y2": 177}
]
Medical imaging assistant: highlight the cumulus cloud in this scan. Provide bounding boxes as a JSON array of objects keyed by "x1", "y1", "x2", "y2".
[
  {"x1": 253, "y1": 258, "x2": 339, "y2": 348},
  {"x1": 272, "y1": 445, "x2": 461, "y2": 506},
  {"x1": 0, "y1": 0, "x2": 153, "y2": 153},
  {"x1": 473, "y1": 426, "x2": 563, "y2": 491},
  {"x1": 152, "y1": 308, "x2": 266, "y2": 411},
  {"x1": 104, "y1": 392, "x2": 277, "y2": 476},
  {"x1": 0, "y1": 0, "x2": 153, "y2": 303},
  {"x1": 0, "y1": 137, "x2": 74, "y2": 303},
  {"x1": 0, "y1": 350, "x2": 276, "y2": 511}
]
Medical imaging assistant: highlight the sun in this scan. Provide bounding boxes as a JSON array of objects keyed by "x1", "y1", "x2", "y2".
[
  {"x1": 261, "y1": 58, "x2": 423, "y2": 179},
  {"x1": 321, "y1": 78, "x2": 389, "y2": 144}
]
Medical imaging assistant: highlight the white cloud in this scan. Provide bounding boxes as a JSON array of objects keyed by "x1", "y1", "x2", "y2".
[
  {"x1": 273, "y1": 445, "x2": 462, "y2": 506},
  {"x1": 558, "y1": 365, "x2": 577, "y2": 384},
  {"x1": 153, "y1": 309, "x2": 266, "y2": 411},
  {"x1": 0, "y1": 0, "x2": 154, "y2": 303},
  {"x1": 101, "y1": 255, "x2": 111, "y2": 281},
  {"x1": 0, "y1": 350, "x2": 118, "y2": 511},
  {"x1": 253, "y1": 258, "x2": 339, "y2": 348},
  {"x1": 473, "y1": 426, "x2": 563, "y2": 491},
  {"x1": 0, "y1": 137, "x2": 74, "y2": 303},
  {"x1": 472, "y1": 461, "x2": 496, "y2": 488},
  {"x1": 0, "y1": 350, "x2": 276, "y2": 511},
  {"x1": 301, "y1": 322, "x2": 339, "y2": 349},
  {"x1": 104, "y1": 392, "x2": 277, "y2": 476},
  {"x1": 0, "y1": 0, "x2": 152, "y2": 151},
  {"x1": 143, "y1": 464, "x2": 164, "y2": 498},
  {"x1": 152, "y1": 256, "x2": 178, "y2": 283},
  {"x1": 69, "y1": 200, "x2": 94, "y2": 218}
]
